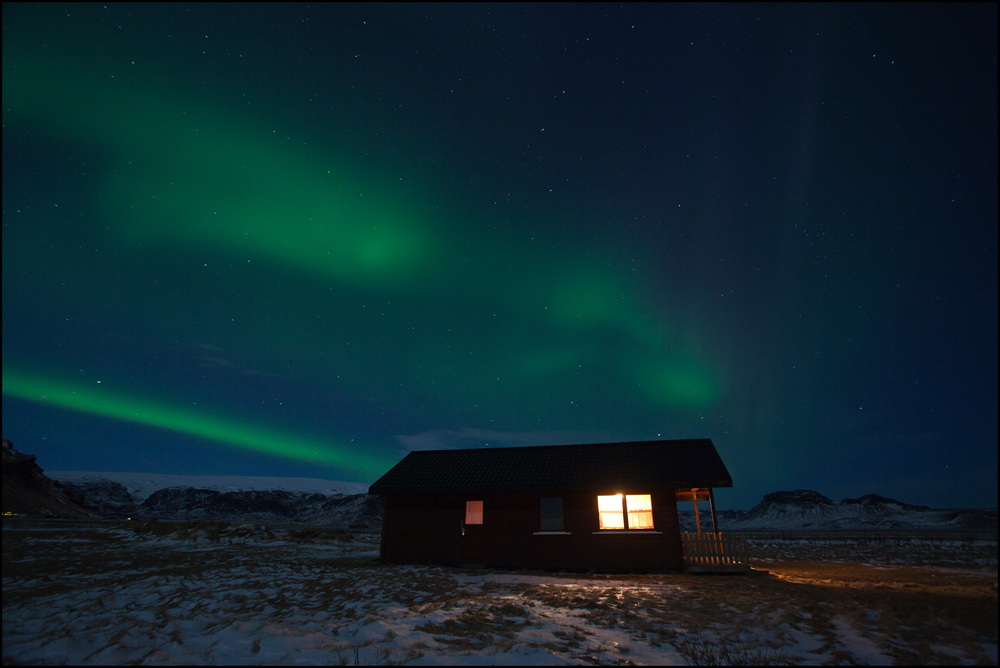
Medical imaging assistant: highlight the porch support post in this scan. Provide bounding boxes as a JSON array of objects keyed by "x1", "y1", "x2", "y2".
[
  {"x1": 693, "y1": 494, "x2": 702, "y2": 535},
  {"x1": 708, "y1": 488, "x2": 719, "y2": 535}
]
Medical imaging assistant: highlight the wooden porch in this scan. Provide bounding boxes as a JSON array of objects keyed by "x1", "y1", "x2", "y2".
[
  {"x1": 681, "y1": 531, "x2": 751, "y2": 572},
  {"x1": 677, "y1": 487, "x2": 751, "y2": 573}
]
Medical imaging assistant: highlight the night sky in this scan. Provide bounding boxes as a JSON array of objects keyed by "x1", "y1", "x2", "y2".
[{"x1": 3, "y1": 4, "x2": 996, "y2": 510}]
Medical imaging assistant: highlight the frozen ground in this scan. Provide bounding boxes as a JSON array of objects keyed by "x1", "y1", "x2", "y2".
[
  {"x1": 3, "y1": 523, "x2": 996, "y2": 665},
  {"x1": 742, "y1": 533, "x2": 999, "y2": 569}
]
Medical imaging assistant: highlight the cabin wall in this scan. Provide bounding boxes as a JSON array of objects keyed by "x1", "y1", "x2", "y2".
[
  {"x1": 380, "y1": 494, "x2": 464, "y2": 565},
  {"x1": 380, "y1": 489, "x2": 685, "y2": 572}
]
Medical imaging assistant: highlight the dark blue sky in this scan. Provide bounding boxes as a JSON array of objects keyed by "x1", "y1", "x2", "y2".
[{"x1": 3, "y1": 3, "x2": 996, "y2": 509}]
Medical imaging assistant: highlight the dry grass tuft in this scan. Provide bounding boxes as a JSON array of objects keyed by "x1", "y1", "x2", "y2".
[
  {"x1": 330, "y1": 639, "x2": 391, "y2": 666},
  {"x1": 677, "y1": 631, "x2": 788, "y2": 666},
  {"x1": 415, "y1": 600, "x2": 529, "y2": 652}
]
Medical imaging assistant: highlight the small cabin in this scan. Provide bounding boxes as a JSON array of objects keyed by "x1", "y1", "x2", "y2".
[{"x1": 368, "y1": 438, "x2": 733, "y2": 572}]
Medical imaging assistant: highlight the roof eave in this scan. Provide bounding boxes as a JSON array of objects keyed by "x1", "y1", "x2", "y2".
[{"x1": 369, "y1": 480, "x2": 734, "y2": 496}]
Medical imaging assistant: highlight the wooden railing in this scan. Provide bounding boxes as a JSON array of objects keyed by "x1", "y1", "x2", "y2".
[{"x1": 681, "y1": 532, "x2": 748, "y2": 568}]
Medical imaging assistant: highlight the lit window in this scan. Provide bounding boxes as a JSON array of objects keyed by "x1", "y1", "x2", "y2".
[
  {"x1": 626, "y1": 494, "x2": 654, "y2": 530},
  {"x1": 598, "y1": 494, "x2": 625, "y2": 529},
  {"x1": 598, "y1": 494, "x2": 655, "y2": 530},
  {"x1": 539, "y1": 497, "x2": 564, "y2": 531},
  {"x1": 465, "y1": 500, "x2": 483, "y2": 525}
]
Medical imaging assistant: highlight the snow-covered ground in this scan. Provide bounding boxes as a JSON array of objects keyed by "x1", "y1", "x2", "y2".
[
  {"x1": 3, "y1": 523, "x2": 996, "y2": 665},
  {"x1": 48, "y1": 471, "x2": 369, "y2": 501}
]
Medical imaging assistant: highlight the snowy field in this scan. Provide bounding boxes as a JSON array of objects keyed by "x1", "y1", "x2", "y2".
[{"x1": 3, "y1": 522, "x2": 996, "y2": 665}]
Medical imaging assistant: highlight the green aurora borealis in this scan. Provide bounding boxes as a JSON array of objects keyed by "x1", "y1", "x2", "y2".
[
  {"x1": 3, "y1": 4, "x2": 996, "y2": 508},
  {"x1": 2, "y1": 21, "x2": 719, "y2": 422},
  {"x1": 3, "y1": 369, "x2": 388, "y2": 476}
]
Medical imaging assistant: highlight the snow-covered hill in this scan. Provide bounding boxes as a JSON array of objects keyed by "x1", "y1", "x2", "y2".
[
  {"x1": 48, "y1": 471, "x2": 368, "y2": 501},
  {"x1": 49, "y1": 472, "x2": 379, "y2": 528},
  {"x1": 676, "y1": 508, "x2": 747, "y2": 532},
  {"x1": 46, "y1": 472, "x2": 997, "y2": 533},
  {"x1": 677, "y1": 489, "x2": 997, "y2": 531}
]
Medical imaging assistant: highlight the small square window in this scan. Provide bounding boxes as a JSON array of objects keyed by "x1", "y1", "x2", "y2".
[
  {"x1": 465, "y1": 500, "x2": 483, "y2": 525},
  {"x1": 539, "y1": 497, "x2": 564, "y2": 531}
]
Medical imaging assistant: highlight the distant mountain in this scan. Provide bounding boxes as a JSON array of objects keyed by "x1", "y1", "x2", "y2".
[
  {"x1": 677, "y1": 489, "x2": 996, "y2": 531},
  {"x1": 48, "y1": 471, "x2": 368, "y2": 500},
  {"x1": 1, "y1": 440, "x2": 96, "y2": 518},
  {"x1": 50, "y1": 471, "x2": 381, "y2": 529},
  {"x1": 676, "y1": 508, "x2": 747, "y2": 532},
  {"x1": 139, "y1": 486, "x2": 382, "y2": 528},
  {"x1": 839, "y1": 493, "x2": 932, "y2": 513},
  {"x1": 33, "y1": 468, "x2": 999, "y2": 533}
]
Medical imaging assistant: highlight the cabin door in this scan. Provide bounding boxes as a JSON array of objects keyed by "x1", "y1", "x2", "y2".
[{"x1": 461, "y1": 499, "x2": 487, "y2": 566}]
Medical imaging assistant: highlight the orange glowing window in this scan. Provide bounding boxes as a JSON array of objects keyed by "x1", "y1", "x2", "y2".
[
  {"x1": 626, "y1": 494, "x2": 654, "y2": 530},
  {"x1": 465, "y1": 500, "x2": 483, "y2": 525},
  {"x1": 598, "y1": 494, "x2": 654, "y2": 530},
  {"x1": 598, "y1": 495, "x2": 625, "y2": 529}
]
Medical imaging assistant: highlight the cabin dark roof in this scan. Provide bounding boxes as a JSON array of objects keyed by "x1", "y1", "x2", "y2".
[{"x1": 368, "y1": 439, "x2": 732, "y2": 496}]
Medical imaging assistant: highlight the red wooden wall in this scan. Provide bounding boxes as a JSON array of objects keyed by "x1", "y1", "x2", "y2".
[{"x1": 379, "y1": 489, "x2": 684, "y2": 572}]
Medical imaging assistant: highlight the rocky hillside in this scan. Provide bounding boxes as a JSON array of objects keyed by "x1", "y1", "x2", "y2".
[
  {"x1": 1, "y1": 440, "x2": 96, "y2": 518},
  {"x1": 137, "y1": 486, "x2": 382, "y2": 528},
  {"x1": 55, "y1": 474, "x2": 382, "y2": 529}
]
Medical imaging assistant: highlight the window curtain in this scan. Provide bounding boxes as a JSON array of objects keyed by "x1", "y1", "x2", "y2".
[
  {"x1": 465, "y1": 500, "x2": 483, "y2": 524},
  {"x1": 626, "y1": 494, "x2": 653, "y2": 529},
  {"x1": 597, "y1": 494, "x2": 624, "y2": 529}
]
